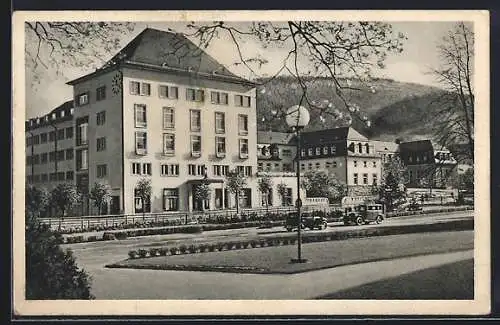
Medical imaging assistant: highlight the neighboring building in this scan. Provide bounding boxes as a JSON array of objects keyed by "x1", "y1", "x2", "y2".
[
  {"x1": 298, "y1": 127, "x2": 382, "y2": 197},
  {"x1": 399, "y1": 140, "x2": 457, "y2": 188},
  {"x1": 372, "y1": 140, "x2": 400, "y2": 165}
]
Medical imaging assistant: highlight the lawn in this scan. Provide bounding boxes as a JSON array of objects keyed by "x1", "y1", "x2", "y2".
[
  {"x1": 107, "y1": 230, "x2": 473, "y2": 274},
  {"x1": 316, "y1": 259, "x2": 474, "y2": 299}
]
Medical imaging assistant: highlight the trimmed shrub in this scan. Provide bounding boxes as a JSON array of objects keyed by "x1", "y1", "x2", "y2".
[
  {"x1": 170, "y1": 247, "x2": 178, "y2": 255},
  {"x1": 114, "y1": 232, "x2": 128, "y2": 240},
  {"x1": 138, "y1": 249, "x2": 148, "y2": 258},
  {"x1": 208, "y1": 244, "x2": 216, "y2": 252},
  {"x1": 149, "y1": 248, "x2": 159, "y2": 257},
  {"x1": 266, "y1": 238, "x2": 275, "y2": 246},
  {"x1": 188, "y1": 244, "x2": 198, "y2": 254},
  {"x1": 159, "y1": 248, "x2": 168, "y2": 256},
  {"x1": 259, "y1": 240, "x2": 267, "y2": 247},
  {"x1": 234, "y1": 242, "x2": 242, "y2": 249},
  {"x1": 179, "y1": 245, "x2": 187, "y2": 254},
  {"x1": 102, "y1": 232, "x2": 117, "y2": 241},
  {"x1": 128, "y1": 250, "x2": 138, "y2": 259},
  {"x1": 242, "y1": 241, "x2": 250, "y2": 249},
  {"x1": 87, "y1": 235, "x2": 98, "y2": 242},
  {"x1": 250, "y1": 240, "x2": 258, "y2": 248},
  {"x1": 198, "y1": 244, "x2": 208, "y2": 253},
  {"x1": 226, "y1": 242, "x2": 235, "y2": 250},
  {"x1": 282, "y1": 238, "x2": 289, "y2": 245}
]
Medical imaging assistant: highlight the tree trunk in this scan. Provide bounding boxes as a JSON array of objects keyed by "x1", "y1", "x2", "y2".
[
  {"x1": 235, "y1": 192, "x2": 240, "y2": 215},
  {"x1": 265, "y1": 193, "x2": 269, "y2": 218},
  {"x1": 142, "y1": 198, "x2": 145, "y2": 221}
]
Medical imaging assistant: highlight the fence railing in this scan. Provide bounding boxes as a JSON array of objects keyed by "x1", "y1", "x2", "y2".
[{"x1": 39, "y1": 203, "x2": 336, "y2": 233}]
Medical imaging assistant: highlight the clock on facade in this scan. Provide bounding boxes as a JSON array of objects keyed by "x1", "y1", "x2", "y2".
[{"x1": 111, "y1": 72, "x2": 122, "y2": 94}]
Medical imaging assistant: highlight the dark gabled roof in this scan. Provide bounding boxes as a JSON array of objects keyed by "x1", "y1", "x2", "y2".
[
  {"x1": 300, "y1": 127, "x2": 367, "y2": 146},
  {"x1": 372, "y1": 140, "x2": 400, "y2": 153},
  {"x1": 399, "y1": 140, "x2": 433, "y2": 152},
  {"x1": 67, "y1": 28, "x2": 254, "y2": 86},
  {"x1": 26, "y1": 100, "x2": 74, "y2": 130},
  {"x1": 257, "y1": 131, "x2": 295, "y2": 145}
]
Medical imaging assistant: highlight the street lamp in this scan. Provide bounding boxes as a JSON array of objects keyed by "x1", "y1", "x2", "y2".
[{"x1": 286, "y1": 105, "x2": 310, "y2": 263}]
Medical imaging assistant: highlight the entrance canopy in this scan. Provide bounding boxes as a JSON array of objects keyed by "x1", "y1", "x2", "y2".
[{"x1": 186, "y1": 178, "x2": 224, "y2": 185}]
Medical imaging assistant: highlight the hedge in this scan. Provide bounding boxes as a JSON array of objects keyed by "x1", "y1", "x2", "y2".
[{"x1": 125, "y1": 218, "x2": 473, "y2": 260}]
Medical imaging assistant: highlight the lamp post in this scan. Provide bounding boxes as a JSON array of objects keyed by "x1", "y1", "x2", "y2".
[{"x1": 286, "y1": 105, "x2": 310, "y2": 263}]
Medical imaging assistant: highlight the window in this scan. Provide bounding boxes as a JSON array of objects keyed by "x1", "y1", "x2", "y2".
[
  {"x1": 96, "y1": 86, "x2": 106, "y2": 101},
  {"x1": 33, "y1": 135, "x2": 40, "y2": 145},
  {"x1": 97, "y1": 137, "x2": 106, "y2": 152},
  {"x1": 161, "y1": 164, "x2": 179, "y2": 176},
  {"x1": 238, "y1": 114, "x2": 248, "y2": 135},
  {"x1": 358, "y1": 143, "x2": 363, "y2": 153},
  {"x1": 132, "y1": 162, "x2": 141, "y2": 175},
  {"x1": 189, "y1": 164, "x2": 206, "y2": 176},
  {"x1": 353, "y1": 173, "x2": 358, "y2": 185},
  {"x1": 323, "y1": 147, "x2": 328, "y2": 155},
  {"x1": 142, "y1": 163, "x2": 152, "y2": 176},
  {"x1": 163, "y1": 188, "x2": 179, "y2": 211},
  {"x1": 135, "y1": 132, "x2": 147, "y2": 155},
  {"x1": 186, "y1": 88, "x2": 205, "y2": 102},
  {"x1": 315, "y1": 162, "x2": 321, "y2": 169},
  {"x1": 365, "y1": 143, "x2": 370, "y2": 154},
  {"x1": 66, "y1": 171, "x2": 74, "y2": 180},
  {"x1": 134, "y1": 104, "x2": 147, "y2": 128},
  {"x1": 57, "y1": 150, "x2": 65, "y2": 161},
  {"x1": 76, "y1": 117, "x2": 88, "y2": 146},
  {"x1": 32, "y1": 154, "x2": 40, "y2": 165},
  {"x1": 308, "y1": 163, "x2": 313, "y2": 170},
  {"x1": 159, "y1": 133, "x2": 175, "y2": 155},
  {"x1": 41, "y1": 174, "x2": 48, "y2": 182},
  {"x1": 41, "y1": 153, "x2": 48, "y2": 164},
  {"x1": 76, "y1": 149, "x2": 88, "y2": 171},
  {"x1": 423, "y1": 155, "x2": 428, "y2": 162},
  {"x1": 96, "y1": 111, "x2": 106, "y2": 126},
  {"x1": 354, "y1": 160, "x2": 358, "y2": 167},
  {"x1": 49, "y1": 131, "x2": 55, "y2": 142},
  {"x1": 40, "y1": 133, "x2": 47, "y2": 143},
  {"x1": 258, "y1": 162, "x2": 263, "y2": 172},
  {"x1": 163, "y1": 107, "x2": 175, "y2": 129},
  {"x1": 373, "y1": 161, "x2": 377, "y2": 167},
  {"x1": 301, "y1": 163, "x2": 305, "y2": 171},
  {"x1": 235, "y1": 95, "x2": 251, "y2": 107},
  {"x1": 49, "y1": 173, "x2": 57, "y2": 181},
  {"x1": 130, "y1": 81, "x2": 150, "y2": 96},
  {"x1": 216, "y1": 136, "x2": 226, "y2": 157},
  {"x1": 65, "y1": 127, "x2": 73, "y2": 138},
  {"x1": 49, "y1": 152, "x2": 55, "y2": 162},
  {"x1": 363, "y1": 173, "x2": 368, "y2": 185},
  {"x1": 244, "y1": 166, "x2": 252, "y2": 177},
  {"x1": 215, "y1": 112, "x2": 225, "y2": 133},
  {"x1": 190, "y1": 110, "x2": 201, "y2": 132},
  {"x1": 66, "y1": 149, "x2": 73, "y2": 160},
  {"x1": 363, "y1": 161, "x2": 367, "y2": 168},
  {"x1": 97, "y1": 164, "x2": 107, "y2": 178},
  {"x1": 316, "y1": 147, "x2": 321, "y2": 156},
  {"x1": 213, "y1": 165, "x2": 229, "y2": 176},
  {"x1": 373, "y1": 174, "x2": 378, "y2": 185},
  {"x1": 301, "y1": 149, "x2": 306, "y2": 157},
  {"x1": 57, "y1": 129, "x2": 65, "y2": 140},
  {"x1": 159, "y1": 85, "x2": 178, "y2": 99},
  {"x1": 332, "y1": 161, "x2": 338, "y2": 168},
  {"x1": 211, "y1": 91, "x2": 229, "y2": 105},
  {"x1": 57, "y1": 172, "x2": 65, "y2": 181},
  {"x1": 191, "y1": 135, "x2": 201, "y2": 157},
  {"x1": 282, "y1": 149, "x2": 292, "y2": 157},
  {"x1": 283, "y1": 163, "x2": 293, "y2": 172},
  {"x1": 240, "y1": 188, "x2": 252, "y2": 207},
  {"x1": 76, "y1": 92, "x2": 89, "y2": 106},
  {"x1": 416, "y1": 156, "x2": 420, "y2": 163},
  {"x1": 130, "y1": 81, "x2": 140, "y2": 95},
  {"x1": 239, "y1": 139, "x2": 249, "y2": 158},
  {"x1": 409, "y1": 155, "x2": 413, "y2": 163}
]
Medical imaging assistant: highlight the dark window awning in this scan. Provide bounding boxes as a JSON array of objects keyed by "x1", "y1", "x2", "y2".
[{"x1": 186, "y1": 178, "x2": 224, "y2": 185}]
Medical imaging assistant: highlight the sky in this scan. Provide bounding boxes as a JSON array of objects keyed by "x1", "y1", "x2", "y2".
[{"x1": 24, "y1": 21, "x2": 461, "y2": 119}]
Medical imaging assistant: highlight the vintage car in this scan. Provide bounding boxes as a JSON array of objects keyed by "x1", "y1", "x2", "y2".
[
  {"x1": 285, "y1": 213, "x2": 328, "y2": 231},
  {"x1": 343, "y1": 203, "x2": 385, "y2": 226}
]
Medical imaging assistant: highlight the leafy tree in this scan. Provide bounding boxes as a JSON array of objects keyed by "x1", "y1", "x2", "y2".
[
  {"x1": 194, "y1": 181, "x2": 211, "y2": 212},
  {"x1": 26, "y1": 185, "x2": 49, "y2": 221},
  {"x1": 135, "y1": 178, "x2": 152, "y2": 220},
  {"x1": 301, "y1": 170, "x2": 346, "y2": 203},
  {"x1": 380, "y1": 157, "x2": 407, "y2": 209},
  {"x1": 430, "y1": 22, "x2": 474, "y2": 163},
  {"x1": 187, "y1": 21, "x2": 406, "y2": 129},
  {"x1": 257, "y1": 174, "x2": 274, "y2": 216},
  {"x1": 89, "y1": 182, "x2": 111, "y2": 215},
  {"x1": 50, "y1": 183, "x2": 81, "y2": 219},
  {"x1": 26, "y1": 217, "x2": 94, "y2": 299},
  {"x1": 459, "y1": 167, "x2": 474, "y2": 193},
  {"x1": 225, "y1": 169, "x2": 247, "y2": 214},
  {"x1": 277, "y1": 182, "x2": 290, "y2": 206}
]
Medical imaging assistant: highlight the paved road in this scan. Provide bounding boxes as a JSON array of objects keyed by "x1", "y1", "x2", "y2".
[{"x1": 62, "y1": 211, "x2": 473, "y2": 300}]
